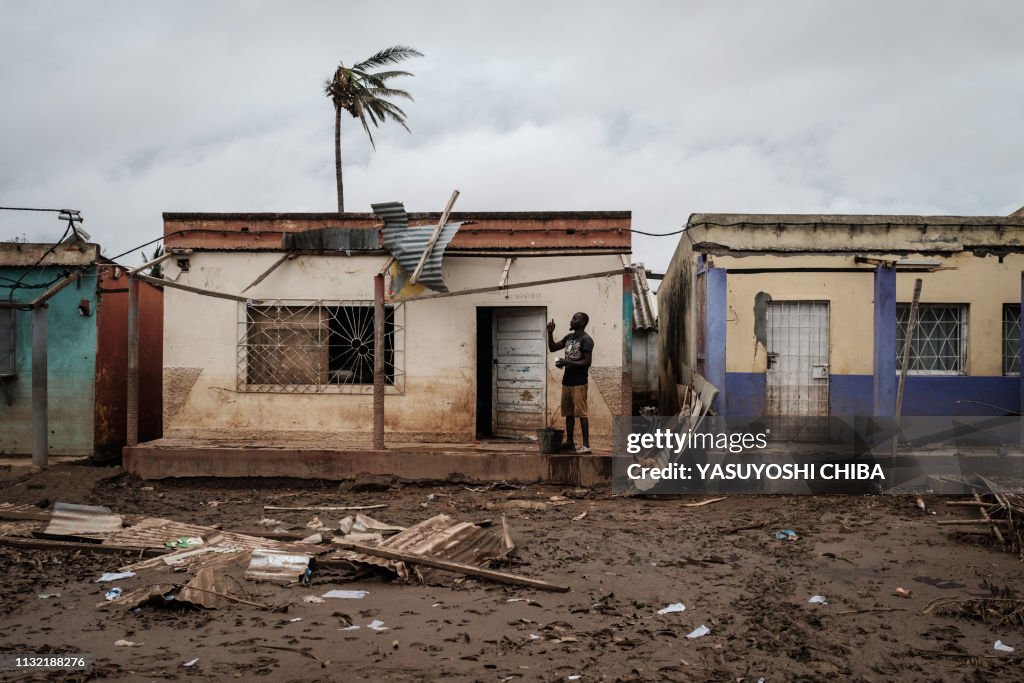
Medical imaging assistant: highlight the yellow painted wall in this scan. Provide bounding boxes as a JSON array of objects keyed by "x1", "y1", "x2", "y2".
[
  {"x1": 712, "y1": 252, "x2": 1024, "y2": 376},
  {"x1": 162, "y1": 252, "x2": 626, "y2": 442}
]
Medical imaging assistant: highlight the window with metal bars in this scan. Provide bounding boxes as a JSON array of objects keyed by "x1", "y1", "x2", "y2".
[
  {"x1": 238, "y1": 300, "x2": 403, "y2": 393},
  {"x1": 1004, "y1": 304, "x2": 1020, "y2": 376},
  {"x1": 896, "y1": 304, "x2": 966, "y2": 375}
]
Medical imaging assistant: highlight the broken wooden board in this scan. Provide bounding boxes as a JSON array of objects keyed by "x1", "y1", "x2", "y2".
[{"x1": 333, "y1": 540, "x2": 568, "y2": 593}]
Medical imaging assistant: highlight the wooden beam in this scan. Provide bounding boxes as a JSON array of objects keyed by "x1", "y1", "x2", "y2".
[
  {"x1": 498, "y1": 257, "x2": 513, "y2": 289},
  {"x1": 893, "y1": 278, "x2": 923, "y2": 456},
  {"x1": 0, "y1": 536, "x2": 168, "y2": 556},
  {"x1": 128, "y1": 250, "x2": 176, "y2": 276},
  {"x1": 410, "y1": 189, "x2": 459, "y2": 285},
  {"x1": 333, "y1": 541, "x2": 569, "y2": 592},
  {"x1": 134, "y1": 272, "x2": 263, "y2": 304},
  {"x1": 30, "y1": 269, "x2": 82, "y2": 308},
  {"x1": 264, "y1": 504, "x2": 388, "y2": 512},
  {"x1": 241, "y1": 252, "x2": 295, "y2": 293},
  {"x1": 390, "y1": 268, "x2": 627, "y2": 304}
]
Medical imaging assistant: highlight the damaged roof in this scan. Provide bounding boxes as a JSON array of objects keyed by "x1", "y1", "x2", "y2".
[
  {"x1": 374, "y1": 202, "x2": 461, "y2": 292},
  {"x1": 163, "y1": 211, "x2": 631, "y2": 253},
  {"x1": 631, "y1": 265, "x2": 657, "y2": 331}
]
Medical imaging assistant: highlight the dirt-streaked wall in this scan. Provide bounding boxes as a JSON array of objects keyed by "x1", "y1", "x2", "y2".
[{"x1": 162, "y1": 252, "x2": 626, "y2": 443}]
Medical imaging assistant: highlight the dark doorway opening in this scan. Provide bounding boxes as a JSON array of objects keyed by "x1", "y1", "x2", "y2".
[{"x1": 476, "y1": 307, "x2": 493, "y2": 438}]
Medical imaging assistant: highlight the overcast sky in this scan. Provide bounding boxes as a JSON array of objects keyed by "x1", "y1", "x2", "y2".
[{"x1": 2, "y1": 1, "x2": 1023, "y2": 274}]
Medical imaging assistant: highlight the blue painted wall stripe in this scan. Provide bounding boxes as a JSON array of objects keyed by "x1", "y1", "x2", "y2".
[
  {"x1": 873, "y1": 265, "x2": 896, "y2": 416},
  {"x1": 727, "y1": 372, "x2": 1018, "y2": 417},
  {"x1": 705, "y1": 267, "x2": 727, "y2": 413}
]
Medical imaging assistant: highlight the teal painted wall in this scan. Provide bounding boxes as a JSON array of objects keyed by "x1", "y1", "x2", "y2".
[{"x1": 0, "y1": 266, "x2": 98, "y2": 455}]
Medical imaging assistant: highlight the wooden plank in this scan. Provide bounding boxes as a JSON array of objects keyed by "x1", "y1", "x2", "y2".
[
  {"x1": 0, "y1": 536, "x2": 168, "y2": 556},
  {"x1": 241, "y1": 252, "x2": 295, "y2": 293},
  {"x1": 332, "y1": 540, "x2": 569, "y2": 592},
  {"x1": 134, "y1": 272, "x2": 262, "y2": 304},
  {"x1": 390, "y1": 268, "x2": 626, "y2": 303},
  {"x1": 264, "y1": 504, "x2": 388, "y2": 512},
  {"x1": 0, "y1": 510, "x2": 50, "y2": 522},
  {"x1": 410, "y1": 189, "x2": 459, "y2": 285}
]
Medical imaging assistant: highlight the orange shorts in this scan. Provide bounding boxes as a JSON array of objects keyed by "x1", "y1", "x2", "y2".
[{"x1": 560, "y1": 384, "x2": 588, "y2": 417}]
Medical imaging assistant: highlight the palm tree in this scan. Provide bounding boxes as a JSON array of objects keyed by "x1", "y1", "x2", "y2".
[{"x1": 324, "y1": 45, "x2": 423, "y2": 212}]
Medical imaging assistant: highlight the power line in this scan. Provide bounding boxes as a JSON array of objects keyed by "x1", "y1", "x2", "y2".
[{"x1": 630, "y1": 228, "x2": 687, "y2": 236}]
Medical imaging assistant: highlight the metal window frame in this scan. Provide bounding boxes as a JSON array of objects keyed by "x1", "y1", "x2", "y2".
[
  {"x1": 1003, "y1": 303, "x2": 1021, "y2": 377},
  {"x1": 896, "y1": 303, "x2": 968, "y2": 376},
  {"x1": 236, "y1": 299, "x2": 405, "y2": 395}
]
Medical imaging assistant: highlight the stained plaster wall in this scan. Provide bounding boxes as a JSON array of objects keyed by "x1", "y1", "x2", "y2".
[
  {"x1": 162, "y1": 252, "x2": 626, "y2": 442},
  {"x1": 715, "y1": 252, "x2": 1024, "y2": 377},
  {"x1": 0, "y1": 267, "x2": 98, "y2": 455}
]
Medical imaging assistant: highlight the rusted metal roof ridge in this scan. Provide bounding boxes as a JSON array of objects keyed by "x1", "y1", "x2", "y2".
[
  {"x1": 631, "y1": 264, "x2": 657, "y2": 331},
  {"x1": 374, "y1": 201, "x2": 461, "y2": 293}
]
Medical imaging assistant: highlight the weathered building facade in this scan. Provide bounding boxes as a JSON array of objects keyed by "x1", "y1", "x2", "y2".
[
  {"x1": 658, "y1": 214, "x2": 1024, "y2": 421},
  {"x1": 0, "y1": 242, "x2": 162, "y2": 458},
  {"x1": 159, "y1": 210, "x2": 632, "y2": 445}
]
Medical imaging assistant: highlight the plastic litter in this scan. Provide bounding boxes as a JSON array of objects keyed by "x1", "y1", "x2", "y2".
[
  {"x1": 569, "y1": 677, "x2": 582, "y2": 681},
  {"x1": 894, "y1": 587, "x2": 913, "y2": 599},
  {"x1": 809, "y1": 595, "x2": 828, "y2": 605},
  {"x1": 322, "y1": 589, "x2": 369, "y2": 599},
  {"x1": 657, "y1": 603, "x2": 686, "y2": 615},
  {"x1": 994, "y1": 640, "x2": 1014, "y2": 652},
  {"x1": 686, "y1": 624, "x2": 710, "y2": 639},
  {"x1": 303, "y1": 595, "x2": 325, "y2": 604},
  {"x1": 37, "y1": 593, "x2": 61, "y2": 600},
  {"x1": 105, "y1": 587, "x2": 123, "y2": 601},
  {"x1": 339, "y1": 625, "x2": 361, "y2": 631},
  {"x1": 368, "y1": 619, "x2": 388, "y2": 631},
  {"x1": 164, "y1": 536, "x2": 203, "y2": 549},
  {"x1": 915, "y1": 498, "x2": 926, "y2": 511},
  {"x1": 258, "y1": 518, "x2": 283, "y2": 526},
  {"x1": 289, "y1": 618, "x2": 303, "y2": 623},
  {"x1": 114, "y1": 639, "x2": 141, "y2": 647},
  {"x1": 774, "y1": 529, "x2": 799, "y2": 541},
  {"x1": 97, "y1": 571, "x2": 135, "y2": 583},
  {"x1": 183, "y1": 658, "x2": 199, "y2": 667}
]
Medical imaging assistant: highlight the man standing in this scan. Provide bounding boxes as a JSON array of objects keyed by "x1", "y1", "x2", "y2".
[{"x1": 547, "y1": 312, "x2": 594, "y2": 453}]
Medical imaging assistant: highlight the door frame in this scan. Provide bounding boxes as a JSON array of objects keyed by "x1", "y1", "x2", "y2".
[{"x1": 486, "y1": 306, "x2": 548, "y2": 439}]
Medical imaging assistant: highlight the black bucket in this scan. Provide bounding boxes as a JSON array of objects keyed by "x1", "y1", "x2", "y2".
[{"x1": 537, "y1": 428, "x2": 564, "y2": 454}]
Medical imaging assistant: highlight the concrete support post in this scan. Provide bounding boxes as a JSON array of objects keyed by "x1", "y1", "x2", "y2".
[
  {"x1": 621, "y1": 270, "x2": 633, "y2": 418},
  {"x1": 873, "y1": 264, "x2": 896, "y2": 417},
  {"x1": 373, "y1": 274, "x2": 385, "y2": 450},
  {"x1": 31, "y1": 305, "x2": 48, "y2": 467},
  {"x1": 127, "y1": 276, "x2": 140, "y2": 447},
  {"x1": 705, "y1": 267, "x2": 727, "y2": 414}
]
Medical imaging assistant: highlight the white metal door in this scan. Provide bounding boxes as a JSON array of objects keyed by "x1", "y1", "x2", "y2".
[
  {"x1": 766, "y1": 301, "x2": 829, "y2": 438},
  {"x1": 492, "y1": 308, "x2": 547, "y2": 438}
]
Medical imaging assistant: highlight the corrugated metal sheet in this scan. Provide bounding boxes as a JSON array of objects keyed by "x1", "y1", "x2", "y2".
[
  {"x1": 281, "y1": 227, "x2": 381, "y2": 251},
  {"x1": 44, "y1": 502, "x2": 123, "y2": 536},
  {"x1": 373, "y1": 202, "x2": 461, "y2": 293},
  {"x1": 631, "y1": 264, "x2": 657, "y2": 331},
  {"x1": 332, "y1": 513, "x2": 510, "y2": 583},
  {"x1": 244, "y1": 548, "x2": 312, "y2": 584}
]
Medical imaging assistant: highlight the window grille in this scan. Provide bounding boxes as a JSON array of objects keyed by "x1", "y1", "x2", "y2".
[
  {"x1": 1004, "y1": 304, "x2": 1021, "y2": 376},
  {"x1": 896, "y1": 304, "x2": 966, "y2": 375},
  {"x1": 237, "y1": 300, "x2": 404, "y2": 394},
  {"x1": 0, "y1": 309, "x2": 14, "y2": 376}
]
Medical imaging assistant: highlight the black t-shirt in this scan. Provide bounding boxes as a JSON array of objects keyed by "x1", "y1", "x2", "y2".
[{"x1": 560, "y1": 332, "x2": 594, "y2": 386}]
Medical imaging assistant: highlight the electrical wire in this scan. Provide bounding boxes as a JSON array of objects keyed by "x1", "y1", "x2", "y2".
[{"x1": 630, "y1": 228, "x2": 688, "y2": 236}]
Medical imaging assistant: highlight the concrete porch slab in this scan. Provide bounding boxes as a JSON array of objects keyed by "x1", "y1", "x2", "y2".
[{"x1": 123, "y1": 439, "x2": 612, "y2": 486}]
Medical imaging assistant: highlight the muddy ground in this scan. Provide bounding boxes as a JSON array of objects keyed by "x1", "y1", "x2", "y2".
[{"x1": 1, "y1": 462, "x2": 1023, "y2": 682}]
